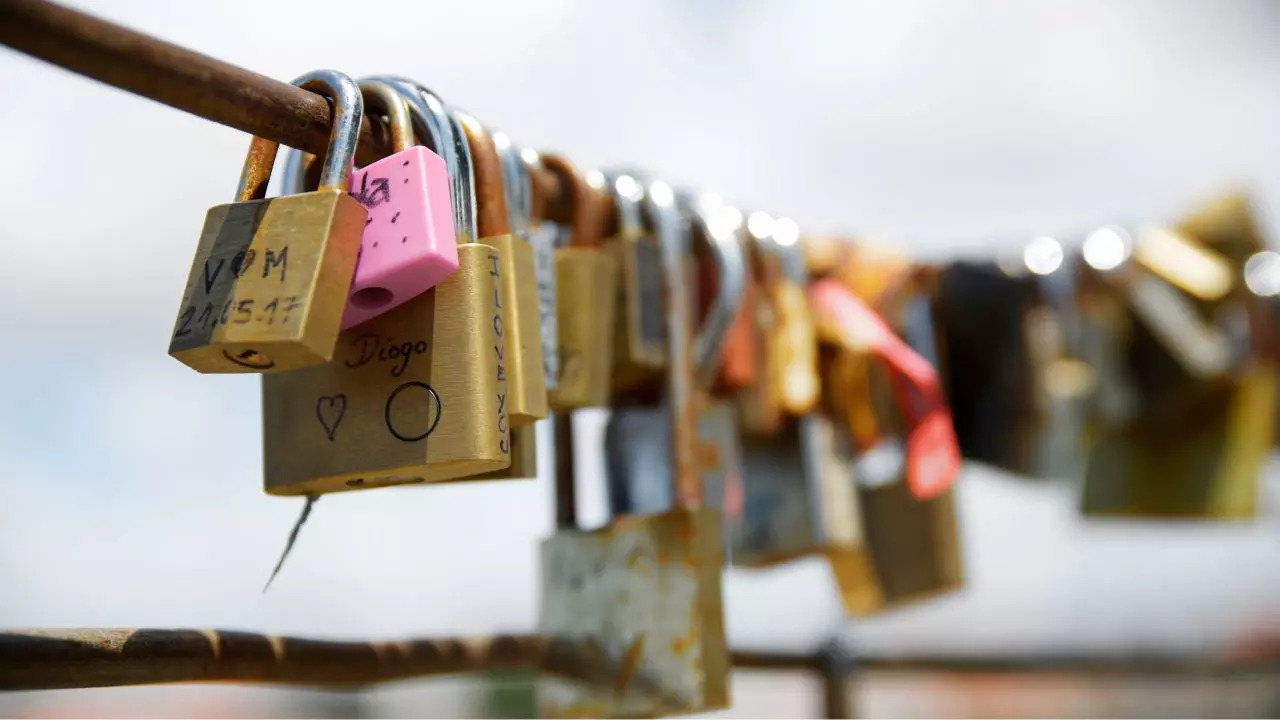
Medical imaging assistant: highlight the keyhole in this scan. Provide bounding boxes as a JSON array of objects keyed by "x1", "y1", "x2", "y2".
[{"x1": 351, "y1": 286, "x2": 394, "y2": 309}]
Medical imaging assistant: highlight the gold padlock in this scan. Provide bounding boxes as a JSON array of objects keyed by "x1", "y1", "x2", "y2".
[
  {"x1": 735, "y1": 212, "x2": 820, "y2": 435},
  {"x1": 466, "y1": 125, "x2": 551, "y2": 481},
  {"x1": 169, "y1": 70, "x2": 366, "y2": 374},
  {"x1": 541, "y1": 155, "x2": 619, "y2": 410},
  {"x1": 457, "y1": 113, "x2": 548, "y2": 427},
  {"x1": 261, "y1": 80, "x2": 510, "y2": 495}
]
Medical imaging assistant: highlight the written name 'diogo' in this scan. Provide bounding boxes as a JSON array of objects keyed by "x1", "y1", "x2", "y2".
[{"x1": 261, "y1": 243, "x2": 511, "y2": 496}]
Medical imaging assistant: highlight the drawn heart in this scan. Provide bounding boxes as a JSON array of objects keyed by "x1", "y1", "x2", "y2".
[{"x1": 315, "y1": 394, "x2": 347, "y2": 441}]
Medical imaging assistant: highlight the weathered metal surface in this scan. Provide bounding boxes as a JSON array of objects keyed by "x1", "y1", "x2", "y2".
[
  {"x1": 0, "y1": 0, "x2": 573, "y2": 222},
  {"x1": 1, "y1": 628, "x2": 1276, "y2": 693},
  {"x1": 537, "y1": 508, "x2": 730, "y2": 717},
  {"x1": 0, "y1": 629, "x2": 543, "y2": 691}
]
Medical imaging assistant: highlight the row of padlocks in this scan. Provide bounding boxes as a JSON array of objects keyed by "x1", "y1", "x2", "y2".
[{"x1": 166, "y1": 70, "x2": 1278, "y2": 717}]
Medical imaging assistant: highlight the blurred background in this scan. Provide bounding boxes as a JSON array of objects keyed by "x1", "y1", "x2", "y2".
[{"x1": 2, "y1": 0, "x2": 1280, "y2": 717}]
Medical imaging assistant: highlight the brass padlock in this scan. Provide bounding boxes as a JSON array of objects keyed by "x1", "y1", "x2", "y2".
[
  {"x1": 540, "y1": 181, "x2": 729, "y2": 717},
  {"x1": 541, "y1": 155, "x2": 619, "y2": 410},
  {"x1": 854, "y1": 439, "x2": 965, "y2": 610},
  {"x1": 456, "y1": 113, "x2": 547, "y2": 427},
  {"x1": 736, "y1": 212, "x2": 820, "y2": 435},
  {"x1": 169, "y1": 70, "x2": 366, "y2": 374},
  {"x1": 1078, "y1": 204, "x2": 1276, "y2": 519},
  {"x1": 606, "y1": 170, "x2": 667, "y2": 393},
  {"x1": 261, "y1": 79, "x2": 509, "y2": 495},
  {"x1": 467, "y1": 127, "x2": 551, "y2": 481}
]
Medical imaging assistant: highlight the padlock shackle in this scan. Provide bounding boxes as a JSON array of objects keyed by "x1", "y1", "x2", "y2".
[
  {"x1": 683, "y1": 192, "x2": 747, "y2": 390},
  {"x1": 540, "y1": 154, "x2": 609, "y2": 249},
  {"x1": 494, "y1": 132, "x2": 533, "y2": 238},
  {"x1": 603, "y1": 170, "x2": 647, "y2": 240},
  {"x1": 236, "y1": 69, "x2": 363, "y2": 202},
  {"x1": 454, "y1": 111, "x2": 511, "y2": 238},
  {"x1": 373, "y1": 78, "x2": 479, "y2": 244},
  {"x1": 645, "y1": 179, "x2": 703, "y2": 509},
  {"x1": 356, "y1": 79, "x2": 414, "y2": 154}
]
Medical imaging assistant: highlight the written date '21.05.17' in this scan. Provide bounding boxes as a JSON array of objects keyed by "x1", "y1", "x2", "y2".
[{"x1": 172, "y1": 296, "x2": 304, "y2": 338}]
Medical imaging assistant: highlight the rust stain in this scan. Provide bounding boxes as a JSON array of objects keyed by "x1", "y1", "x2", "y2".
[
  {"x1": 611, "y1": 633, "x2": 646, "y2": 699},
  {"x1": 670, "y1": 633, "x2": 691, "y2": 657}
]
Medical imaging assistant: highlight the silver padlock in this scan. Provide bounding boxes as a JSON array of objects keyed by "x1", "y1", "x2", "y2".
[{"x1": 604, "y1": 189, "x2": 747, "y2": 525}]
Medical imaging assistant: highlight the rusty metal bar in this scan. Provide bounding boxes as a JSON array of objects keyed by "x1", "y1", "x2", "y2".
[
  {"x1": 0, "y1": 0, "x2": 570, "y2": 219},
  {"x1": 0, "y1": 629, "x2": 545, "y2": 691},
  {"x1": 4, "y1": 628, "x2": 1277, "y2": 693}
]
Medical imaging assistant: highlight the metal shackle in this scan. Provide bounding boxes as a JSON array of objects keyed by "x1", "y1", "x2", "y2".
[{"x1": 240, "y1": 69, "x2": 363, "y2": 201}]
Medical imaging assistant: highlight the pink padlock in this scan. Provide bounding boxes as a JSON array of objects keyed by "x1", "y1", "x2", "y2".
[{"x1": 339, "y1": 80, "x2": 459, "y2": 329}]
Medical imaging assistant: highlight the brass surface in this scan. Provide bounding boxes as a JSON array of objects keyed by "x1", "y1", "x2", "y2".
[
  {"x1": 170, "y1": 190, "x2": 364, "y2": 373},
  {"x1": 261, "y1": 243, "x2": 510, "y2": 495},
  {"x1": 472, "y1": 424, "x2": 539, "y2": 480},
  {"x1": 826, "y1": 546, "x2": 885, "y2": 617},
  {"x1": 858, "y1": 481, "x2": 964, "y2": 608},
  {"x1": 548, "y1": 247, "x2": 620, "y2": 409},
  {"x1": 538, "y1": 508, "x2": 729, "y2": 717},
  {"x1": 770, "y1": 278, "x2": 821, "y2": 415},
  {"x1": 486, "y1": 233, "x2": 548, "y2": 425}
]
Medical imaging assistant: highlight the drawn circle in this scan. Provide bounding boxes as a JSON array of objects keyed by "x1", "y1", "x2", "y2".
[
  {"x1": 223, "y1": 347, "x2": 276, "y2": 370},
  {"x1": 384, "y1": 381, "x2": 442, "y2": 442},
  {"x1": 351, "y1": 286, "x2": 394, "y2": 309}
]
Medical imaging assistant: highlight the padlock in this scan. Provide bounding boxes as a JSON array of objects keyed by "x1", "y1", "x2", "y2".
[
  {"x1": 541, "y1": 155, "x2": 619, "y2": 410},
  {"x1": 261, "y1": 80, "x2": 509, "y2": 495},
  {"x1": 605, "y1": 191, "x2": 748, "y2": 524},
  {"x1": 169, "y1": 70, "x2": 366, "y2": 374},
  {"x1": 501, "y1": 141, "x2": 561, "y2": 396},
  {"x1": 735, "y1": 212, "x2": 820, "y2": 435},
  {"x1": 465, "y1": 126, "x2": 551, "y2": 481},
  {"x1": 930, "y1": 259, "x2": 1041, "y2": 473},
  {"x1": 807, "y1": 276, "x2": 965, "y2": 612},
  {"x1": 539, "y1": 181, "x2": 729, "y2": 717},
  {"x1": 1078, "y1": 205, "x2": 1276, "y2": 519},
  {"x1": 336, "y1": 79, "x2": 459, "y2": 329},
  {"x1": 854, "y1": 437, "x2": 965, "y2": 609},
  {"x1": 453, "y1": 113, "x2": 546, "y2": 427},
  {"x1": 606, "y1": 170, "x2": 667, "y2": 394},
  {"x1": 714, "y1": 248, "x2": 762, "y2": 393}
]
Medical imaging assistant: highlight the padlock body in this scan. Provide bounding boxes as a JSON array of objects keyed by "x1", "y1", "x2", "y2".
[
  {"x1": 538, "y1": 508, "x2": 729, "y2": 716},
  {"x1": 170, "y1": 189, "x2": 365, "y2": 373},
  {"x1": 261, "y1": 242, "x2": 510, "y2": 495},
  {"x1": 342, "y1": 146, "x2": 459, "y2": 329},
  {"x1": 611, "y1": 234, "x2": 667, "y2": 392},
  {"x1": 548, "y1": 247, "x2": 619, "y2": 409},
  {"x1": 858, "y1": 478, "x2": 964, "y2": 608},
  {"x1": 770, "y1": 278, "x2": 820, "y2": 415},
  {"x1": 485, "y1": 233, "x2": 548, "y2": 425},
  {"x1": 732, "y1": 415, "x2": 866, "y2": 567},
  {"x1": 605, "y1": 402, "x2": 744, "y2": 563},
  {"x1": 471, "y1": 424, "x2": 538, "y2": 480}
]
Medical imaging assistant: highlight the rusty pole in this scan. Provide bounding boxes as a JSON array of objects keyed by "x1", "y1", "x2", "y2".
[{"x1": 0, "y1": 0, "x2": 569, "y2": 219}]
